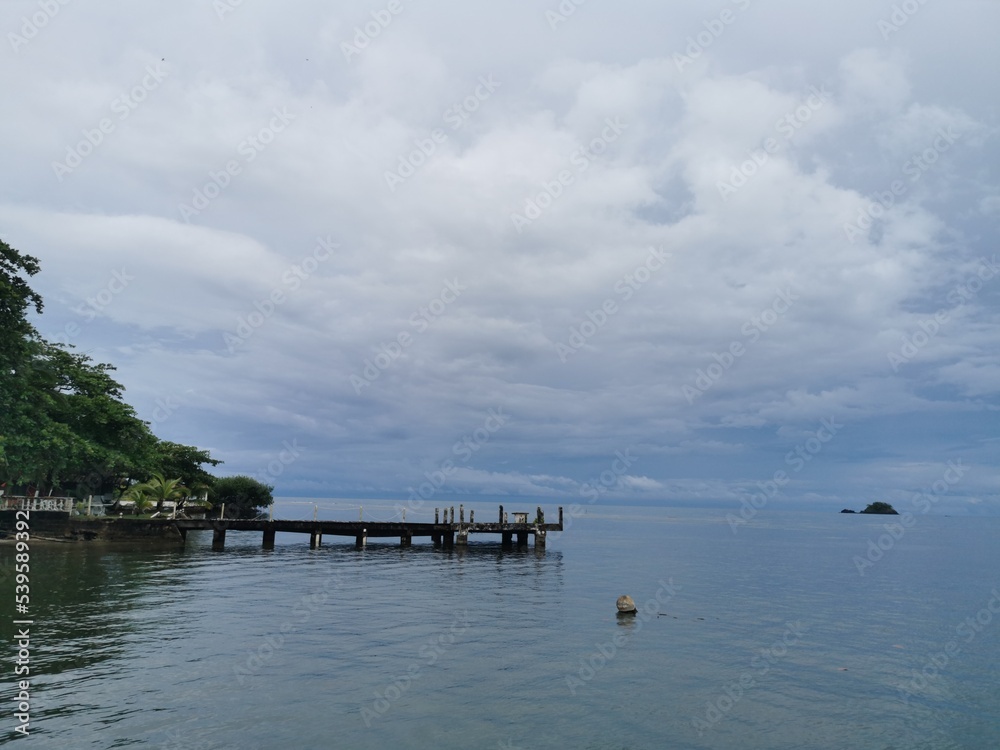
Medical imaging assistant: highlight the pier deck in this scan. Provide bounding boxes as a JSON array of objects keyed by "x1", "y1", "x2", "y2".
[{"x1": 176, "y1": 505, "x2": 564, "y2": 550}]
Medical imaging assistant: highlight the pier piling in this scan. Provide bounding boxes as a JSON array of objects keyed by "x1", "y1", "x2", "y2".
[{"x1": 262, "y1": 526, "x2": 276, "y2": 549}]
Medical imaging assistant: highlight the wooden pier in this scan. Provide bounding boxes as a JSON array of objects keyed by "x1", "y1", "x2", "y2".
[{"x1": 176, "y1": 505, "x2": 563, "y2": 551}]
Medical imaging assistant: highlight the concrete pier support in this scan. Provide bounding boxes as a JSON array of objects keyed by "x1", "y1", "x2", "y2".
[
  {"x1": 502, "y1": 532, "x2": 513, "y2": 550},
  {"x1": 355, "y1": 530, "x2": 367, "y2": 548},
  {"x1": 310, "y1": 531, "x2": 322, "y2": 549},
  {"x1": 262, "y1": 527, "x2": 276, "y2": 549},
  {"x1": 212, "y1": 527, "x2": 226, "y2": 551},
  {"x1": 432, "y1": 533, "x2": 441, "y2": 547},
  {"x1": 535, "y1": 529, "x2": 546, "y2": 548},
  {"x1": 443, "y1": 531, "x2": 455, "y2": 549},
  {"x1": 516, "y1": 531, "x2": 528, "y2": 548},
  {"x1": 400, "y1": 533, "x2": 412, "y2": 548},
  {"x1": 456, "y1": 529, "x2": 469, "y2": 546}
]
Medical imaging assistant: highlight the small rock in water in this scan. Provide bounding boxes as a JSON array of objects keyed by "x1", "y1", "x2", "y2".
[{"x1": 616, "y1": 595, "x2": 637, "y2": 614}]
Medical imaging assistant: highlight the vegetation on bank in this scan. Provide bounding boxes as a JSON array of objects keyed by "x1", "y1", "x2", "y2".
[{"x1": 0, "y1": 238, "x2": 272, "y2": 519}]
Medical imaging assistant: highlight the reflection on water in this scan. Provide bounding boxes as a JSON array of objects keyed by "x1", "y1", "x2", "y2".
[{"x1": 1, "y1": 510, "x2": 998, "y2": 749}]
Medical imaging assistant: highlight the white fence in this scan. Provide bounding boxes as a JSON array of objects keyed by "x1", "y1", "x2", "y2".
[{"x1": 1, "y1": 495, "x2": 75, "y2": 513}]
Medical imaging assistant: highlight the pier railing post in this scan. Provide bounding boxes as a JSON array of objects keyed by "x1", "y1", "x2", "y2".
[
  {"x1": 499, "y1": 505, "x2": 503, "y2": 524},
  {"x1": 559, "y1": 506, "x2": 563, "y2": 528},
  {"x1": 459, "y1": 504, "x2": 464, "y2": 524}
]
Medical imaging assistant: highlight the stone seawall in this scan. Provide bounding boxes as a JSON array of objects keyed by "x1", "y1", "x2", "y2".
[{"x1": 0, "y1": 512, "x2": 185, "y2": 543}]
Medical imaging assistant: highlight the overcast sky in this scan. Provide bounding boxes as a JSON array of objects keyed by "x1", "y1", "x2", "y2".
[{"x1": 3, "y1": 0, "x2": 998, "y2": 514}]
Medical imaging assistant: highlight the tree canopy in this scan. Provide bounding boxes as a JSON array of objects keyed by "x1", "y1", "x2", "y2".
[
  {"x1": 0, "y1": 238, "x2": 220, "y2": 498},
  {"x1": 210, "y1": 475, "x2": 274, "y2": 518}
]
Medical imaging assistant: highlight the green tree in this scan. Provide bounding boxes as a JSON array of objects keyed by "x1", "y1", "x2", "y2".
[
  {"x1": 0, "y1": 237, "x2": 220, "y2": 498},
  {"x1": 1, "y1": 338, "x2": 159, "y2": 494},
  {"x1": 144, "y1": 441, "x2": 221, "y2": 490},
  {"x1": 133, "y1": 473, "x2": 190, "y2": 515},
  {"x1": 0, "y1": 239, "x2": 44, "y2": 476},
  {"x1": 210, "y1": 475, "x2": 274, "y2": 519},
  {"x1": 120, "y1": 484, "x2": 152, "y2": 516}
]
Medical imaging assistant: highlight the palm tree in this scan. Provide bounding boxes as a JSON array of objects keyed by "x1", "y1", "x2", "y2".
[
  {"x1": 119, "y1": 485, "x2": 152, "y2": 516},
  {"x1": 136, "y1": 473, "x2": 190, "y2": 515}
]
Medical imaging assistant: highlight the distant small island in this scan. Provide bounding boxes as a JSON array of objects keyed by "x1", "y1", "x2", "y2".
[{"x1": 841, "y1": 502, "x2": 899, "y2": 515}]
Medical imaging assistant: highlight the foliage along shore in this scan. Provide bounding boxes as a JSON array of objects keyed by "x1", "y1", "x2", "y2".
[{"x1": 0, "y1": 238, "x2": 272, "y2": 519}]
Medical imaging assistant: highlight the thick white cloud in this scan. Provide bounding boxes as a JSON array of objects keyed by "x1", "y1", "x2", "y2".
[{"x1": 3, "y1": 0, "x2": 998, "y2": 514}]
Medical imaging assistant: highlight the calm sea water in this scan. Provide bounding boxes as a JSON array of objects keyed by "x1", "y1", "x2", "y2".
[{"x1": 2, "y1": 502, "x2": 999, "y2": 749}]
